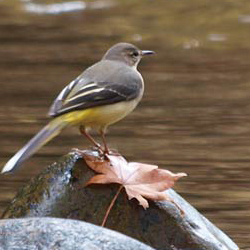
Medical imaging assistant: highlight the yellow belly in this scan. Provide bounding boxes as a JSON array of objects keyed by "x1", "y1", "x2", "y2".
[{"x1": 60, "y1": 99, "x2": 139, "y2": 130}]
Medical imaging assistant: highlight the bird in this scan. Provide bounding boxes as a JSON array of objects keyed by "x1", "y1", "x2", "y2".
[{"x1": 1, "y1": 42, "x2": 154, "y2": 174}]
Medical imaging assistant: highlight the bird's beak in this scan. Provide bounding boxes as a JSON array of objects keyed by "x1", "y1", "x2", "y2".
[{"x1": 141, "y1": 50, "x2": 155, "y2": 56}]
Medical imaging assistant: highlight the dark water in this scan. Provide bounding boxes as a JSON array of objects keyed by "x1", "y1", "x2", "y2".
[{"x1": 0, "y1": 0, "x2": 250, "y2": 248}]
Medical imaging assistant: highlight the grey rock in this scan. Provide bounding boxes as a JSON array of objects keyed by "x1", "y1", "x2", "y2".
[
  {"x1": 2, "y1": 150, "x2": 239, "y2": 250},
  {"x1": 157, "y1": 190, "x2": 238, "y2": 250},
  {"x1": 0, "y1": 217, "x2": 154, "y2": 250}
]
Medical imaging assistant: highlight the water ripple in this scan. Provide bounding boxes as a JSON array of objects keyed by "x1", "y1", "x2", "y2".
[{"x1": 23, "y1": 1, "x2": 86, "y2": 15}]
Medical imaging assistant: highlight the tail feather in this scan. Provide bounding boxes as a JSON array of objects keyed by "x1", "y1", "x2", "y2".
[{"x1": 1, "y1": 119, "x2": 67, "y2": 174}]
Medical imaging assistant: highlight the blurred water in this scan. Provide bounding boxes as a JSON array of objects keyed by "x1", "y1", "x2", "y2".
[{"x1": 0, "y1": 0, "x2": 250, "y2": 248}]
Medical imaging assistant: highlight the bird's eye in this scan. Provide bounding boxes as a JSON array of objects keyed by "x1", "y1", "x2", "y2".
[{"x1": 131, "y1": 51, "x2": 139, "y2": 57}]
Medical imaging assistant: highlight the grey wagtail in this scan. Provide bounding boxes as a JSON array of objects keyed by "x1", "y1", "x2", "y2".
[{"x1": 1, "y1": 42, "x2": 154, "y2": 174}]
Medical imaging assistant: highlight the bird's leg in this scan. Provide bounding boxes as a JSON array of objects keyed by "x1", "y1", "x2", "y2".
[
  {"x1": 100, "y1": 129, "x2": 110, "y2": 155},
  {"x1": 79, "y1": 126, "x2": 102, "y2": 151}
]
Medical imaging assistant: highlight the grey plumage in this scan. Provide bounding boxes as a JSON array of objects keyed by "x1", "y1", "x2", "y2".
[
  {"x1": 1, "y1": 119, "x2": 67, "y2": 173},
  {"x1": 49, "y1": 59, "x2": 143, "y2": 117},
  {"x1": 1, "y1": 42, "x2": 154, "y2": 174}
]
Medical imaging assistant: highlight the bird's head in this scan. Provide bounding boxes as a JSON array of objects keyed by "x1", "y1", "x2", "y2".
[{"x1": 102, "y1": 42, "x2": 154, "y2": 68}]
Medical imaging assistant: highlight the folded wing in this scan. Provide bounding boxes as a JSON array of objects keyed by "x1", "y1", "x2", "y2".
[{"x1": 49, "y1": 80, "x2": 140, "y2": 117}]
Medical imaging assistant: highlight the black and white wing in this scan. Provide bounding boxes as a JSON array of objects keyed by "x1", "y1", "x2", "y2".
[
  {"x1": 49, "y1": 80, "x2": 141, "y2": 117},
  {"x1": 48, "y1": 77, "x2": 81, "y2": 117}
]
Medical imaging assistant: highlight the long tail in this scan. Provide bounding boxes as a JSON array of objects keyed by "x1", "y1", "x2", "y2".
[{"x1": 1, "y1": 118, "x2": 68, "y2": 174}]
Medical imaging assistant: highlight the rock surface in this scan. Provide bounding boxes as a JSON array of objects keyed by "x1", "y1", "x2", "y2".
[
  {"x1": 1, "y1": 150, "x2": 239, "y2": 250},
  {"x1": 0, "y1": 217, "x2": 154, "y2": 250}
]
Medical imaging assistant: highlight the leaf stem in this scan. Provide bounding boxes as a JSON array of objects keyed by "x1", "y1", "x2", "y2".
[{"x1": 101, "y1": 185, "x2": 123, "y2": 227}]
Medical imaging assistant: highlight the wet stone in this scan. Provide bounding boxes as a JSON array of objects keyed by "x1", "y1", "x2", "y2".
[
  {"x1": 0, "y1": 217, "x2": 154, "y2": 250},
  {"x1": 1, "y1": 150, "x2": 239, "y2": 250}
]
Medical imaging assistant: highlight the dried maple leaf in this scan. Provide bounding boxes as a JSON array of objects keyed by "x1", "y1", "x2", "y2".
[{"x1": 83, "y1": 153, "x2": 187, "y2": 209}]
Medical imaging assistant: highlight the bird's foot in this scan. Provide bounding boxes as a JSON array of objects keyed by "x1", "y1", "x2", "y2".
[{"x1": 103, "y1": 148, "x2": 120, "y2": 157}]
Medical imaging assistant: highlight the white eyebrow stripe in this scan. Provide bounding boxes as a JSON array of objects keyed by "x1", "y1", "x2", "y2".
[{"x1": 65, "y1": 88, "x2": 105, "y2": 103}]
